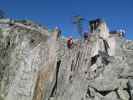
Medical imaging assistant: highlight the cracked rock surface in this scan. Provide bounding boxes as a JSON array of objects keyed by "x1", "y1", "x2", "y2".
[{"x1": 0, "y1": 19, "x2": 133, "y2": 100}]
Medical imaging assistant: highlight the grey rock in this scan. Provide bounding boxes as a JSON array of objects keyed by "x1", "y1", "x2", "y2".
[
  {"x1": 0, "y1": 19, "x2": 133, "y2": 100},
  {"x1": 128, "y1": 79, "x2": 133, "y2": 100},
  {"x1": 117, "y1": 89, "x2": 129, "y2": 100},
  {"x1": 103, "y1": 92, "x2": 119, "y2": 100}
]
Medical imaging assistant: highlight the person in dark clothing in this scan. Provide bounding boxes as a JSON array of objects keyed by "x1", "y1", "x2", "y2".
[
  {"x1": 55, "y1": 26, "x2": 62, "y2": 38},
  {"x1": 67, "y1": 36, "x2": 73, "y2": 49},
  {"x1": 57, "y1": 29, "x2": 61, "y2": 38},
  {"x1": 84, "y1": 32, "x2": 89, "y2": 40}
]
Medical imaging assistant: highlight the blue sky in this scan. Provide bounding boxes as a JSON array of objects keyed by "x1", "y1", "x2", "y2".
[{"x1": 0, "y1": 0, "x2": 133, "y2": 39}]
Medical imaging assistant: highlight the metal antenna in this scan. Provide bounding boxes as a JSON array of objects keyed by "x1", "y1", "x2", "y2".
[{"x1": 73, "y1": 15, "x2": 84, "y2": 38}]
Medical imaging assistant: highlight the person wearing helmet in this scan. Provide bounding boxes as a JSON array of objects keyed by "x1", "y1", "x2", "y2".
[{"x1": 67, "y1": 36, "x2": 73, "y2": 49}]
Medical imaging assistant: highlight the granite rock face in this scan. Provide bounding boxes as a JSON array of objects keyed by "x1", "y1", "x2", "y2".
[
  {"x1": 0, "y1": 19, "x2": 133, "y2": 100},
  {"x1": 0, "y1": 19, "x2": 58, "y2": 100}
]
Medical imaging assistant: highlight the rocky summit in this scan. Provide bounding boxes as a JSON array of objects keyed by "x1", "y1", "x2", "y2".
[{"x1": 0, "y1": 18, "x2": 133, "y2": 100}]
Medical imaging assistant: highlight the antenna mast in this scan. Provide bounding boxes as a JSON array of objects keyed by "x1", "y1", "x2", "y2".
[{"x1": 73, "y1": 15, "x2": 84, "y2": 38}]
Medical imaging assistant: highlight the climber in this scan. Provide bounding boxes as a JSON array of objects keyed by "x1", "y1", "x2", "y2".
[
  {"x1": 57, "y1": 28, "x2": 62, "y2": 38},
  {"x1": 67, "y1": 36, "x2": 73, "y2": 49},
  {"x1": 89, "y1": 20, "x2": 95, "y2": 33},
  {"x1": 55, "y1": 26, "x2": 62, "y2": 38},
  {"x1": 84, "y1": 32, "x2": 89, "y2": 40},
  {"x1": 117, "y1": 29, "x2": 125, "y2": 37}
]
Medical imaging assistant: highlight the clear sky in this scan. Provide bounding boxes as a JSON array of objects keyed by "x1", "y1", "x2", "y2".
[{"x1": 0, "y1": 0, "x2": 133, "y2": 39}]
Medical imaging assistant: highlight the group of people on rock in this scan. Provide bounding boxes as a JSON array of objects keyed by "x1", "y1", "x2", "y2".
[{"x1": 55, "y1": 18, "x2": 125, "y2": 49}]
